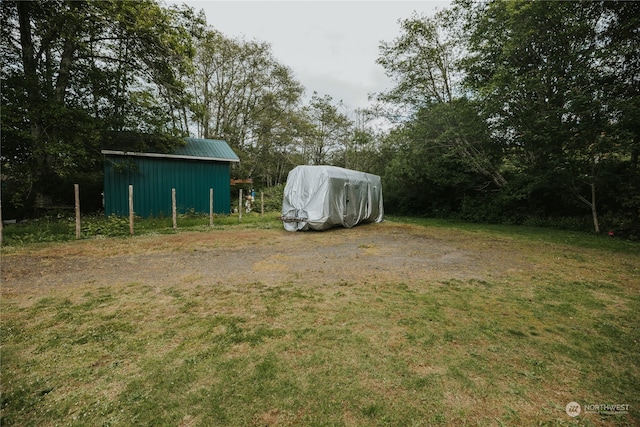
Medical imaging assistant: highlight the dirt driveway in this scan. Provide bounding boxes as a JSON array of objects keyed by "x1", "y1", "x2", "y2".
[{"x1": 2, "y1": 222, "x2": 528, "y2": 295}]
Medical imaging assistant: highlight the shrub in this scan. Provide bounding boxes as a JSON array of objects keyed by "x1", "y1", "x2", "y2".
[
  {"x1": 1, "y1": 216, "x2": 74, "y2": 245},
  {"x1": 258, "y1": 184, "x2": 285, "y2": 213},
  {"x1": 81, "y1": 215, "x2": 132, "y2": 237}
]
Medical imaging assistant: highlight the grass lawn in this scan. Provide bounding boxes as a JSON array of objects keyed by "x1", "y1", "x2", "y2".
[{"x1": 1, "y1": 217, "x2": 639, "y2": 426}]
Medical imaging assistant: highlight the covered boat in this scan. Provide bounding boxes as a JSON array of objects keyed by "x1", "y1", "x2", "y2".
[{"x1": 281, "y1": 165, "x2": 384, "y2": 231}]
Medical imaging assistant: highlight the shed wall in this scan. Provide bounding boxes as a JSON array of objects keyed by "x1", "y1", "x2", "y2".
[{"x1": 104, "y1": 156, "x2": 231, "y2": 217}]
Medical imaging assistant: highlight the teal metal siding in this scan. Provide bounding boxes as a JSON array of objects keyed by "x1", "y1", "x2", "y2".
[{"x1": 104, "y1": 156, "x2": 232, "y2": 217}]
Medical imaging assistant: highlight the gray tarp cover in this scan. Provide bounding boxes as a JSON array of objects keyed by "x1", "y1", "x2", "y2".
[{"x1": 281, "y1": 165, "x2": 384, "y2": 231}]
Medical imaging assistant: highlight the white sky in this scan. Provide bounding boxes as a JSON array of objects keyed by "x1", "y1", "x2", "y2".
[{"x1": 165, "y1": 1, "x2": 451, "y2": 110}]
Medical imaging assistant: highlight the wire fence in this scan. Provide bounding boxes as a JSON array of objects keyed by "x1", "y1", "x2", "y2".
[{"x1": 1, "y1": 185, "x2": 285, "y2": 246}]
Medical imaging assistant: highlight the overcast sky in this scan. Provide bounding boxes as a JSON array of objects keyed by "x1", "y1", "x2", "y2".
[{"x1": 165, "y1": 1, "x2": 451, "y2": 110}]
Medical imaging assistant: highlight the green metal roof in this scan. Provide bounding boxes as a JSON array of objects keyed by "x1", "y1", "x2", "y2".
[
  {"x1": 102, "y1": 138, "x2": 239, "y2": 162},
  {"x1": 178, "y1": 138, "x2": 239, "y2": 161}
]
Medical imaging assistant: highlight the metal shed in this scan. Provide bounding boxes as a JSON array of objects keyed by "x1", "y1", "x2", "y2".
[{"x1": 102, "y1": 138, "x2": 240, "y2": 218}]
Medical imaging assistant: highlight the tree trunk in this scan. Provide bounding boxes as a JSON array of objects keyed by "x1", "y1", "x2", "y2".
[
  {"x1": 55, "y1": 36, "x2": 77, "y2": 104},
  {"x1": 17, "y1": 2, "x2": 38, "y2": 106},
  {"x1": 203, "y1": 80, "x2": 210, "y2": 138},
  {"x1": 17, "y1": 1, "x2": 44, "y2": 193},
  {"x1": 590, "y1": 182, "x2": 600, "y2": 234},
  {"x1": 572, "y1": 176, "x2": 600, "y2": 234}
]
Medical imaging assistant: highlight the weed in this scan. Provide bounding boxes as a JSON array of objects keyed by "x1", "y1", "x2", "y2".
[{"x1": 1, "y1": 211, "x2": 283, "y2": 247}]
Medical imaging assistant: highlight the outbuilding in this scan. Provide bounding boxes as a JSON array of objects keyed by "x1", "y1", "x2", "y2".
[{"x1": 102, "y1": 137, "x2": 239, "y2": 218}]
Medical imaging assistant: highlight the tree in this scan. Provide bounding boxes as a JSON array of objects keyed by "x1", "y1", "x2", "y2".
[
  {"x1": 1, "y1": 0, "x2": 194, "y2": 214},
  {"x1": 379, "y1": 99, "x2": 507, "y2": 217},
  {"x1": 189, "y1": 30, "x2": 305, "y2": 185},
  {"x1": 339, "y1": 108, "x2": 380, "y2": 172},
  {"x1": 597, "y1": 1, "x2": 640, "y2": 236},
  {"x1": 377, "y1": 11, "x2": 459, "y2": 110},
  {"x1": 375, "y1": 7, "x2": 507, "y2": 216},
  {"x1": 300, "y1": 93, "x2": 352, "y2": 165},
  {"x1": 244, "y1": 63, "x2": 306, "y2": 186},
  {"x1": 462, "y1": 0, "x2": 638, "y2": 232},
  {"x1": 190, "y1": 32, "x2": 278, "y2": 148}
]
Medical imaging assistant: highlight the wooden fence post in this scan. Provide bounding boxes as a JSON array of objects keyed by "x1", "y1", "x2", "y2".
[
  {"x1": 239, "y1": 189, "x2": 243, "y2": 222},
  {"x1": 129, "y1": 185, "x2": 134, "y2": 236},
  {"x1": 172, "y1": 188, "x2": 177, "y2": 229},
  {"x1": 74, "y1": 184, "x2": 81, "y2": 239},
  {"x1": 209, "y1": 188, "x2": 214, "y2": 227}
]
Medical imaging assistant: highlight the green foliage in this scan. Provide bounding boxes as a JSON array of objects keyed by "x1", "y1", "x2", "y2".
[
  {"x1": 379, "y1": 100, "x2": 505, "y2": 217},
  {"x1": 301, "y1": 92, "x2": 352, "y2": 165},
  {"x1": 1, "y1": 0, "x2": 195, "y2": 215},
  {"x1": 460, "y1": 0, "x2": 639, "y2": 232},
  {"x1": 81, "y1": 215, "x2": 132, "y2": 237},
  {"x1": 1, "y1": 216, "x2": 74, "y2": 245},
  {"x1": 376, "y1": 9, "x2": 459, "y2": 107},
  {"x1": 190, "y1": 30, "x2": 305, "y2": 187},
  {"x1": 3, "y1": 0, "x2": 638, "y2": 236},
  {"x1": 1, "y1": 211, "x2": 284, "y2": 247},
  {"x1": 376, "y1": 0, "x2": 640, "y2": 234},
  {"x1": 260, "y1": 184, "x2": 285, "y2": 212}
]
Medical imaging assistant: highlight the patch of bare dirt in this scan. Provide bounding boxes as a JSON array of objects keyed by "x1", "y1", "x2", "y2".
[{"x1": 1, "y1": 222, "x2": 528, "y2": 296}]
